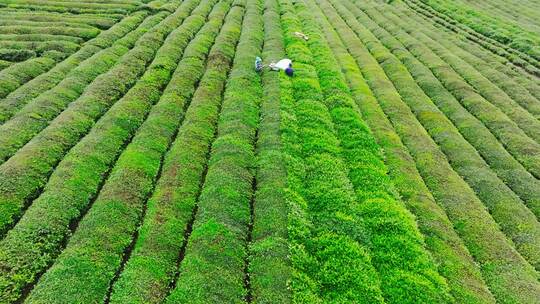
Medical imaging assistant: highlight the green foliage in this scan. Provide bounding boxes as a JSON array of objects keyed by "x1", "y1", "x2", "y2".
[
  {"x1": 0, "y1": 9, "x2": 173, "y2": 237},
  {"x1": 164, "y1": 0, "x2": 262, "y2": 302},
  {"x1": 0, "y1": 13, "x2": 115, "y2": 29},
  {"x1": 109, "y1": 3, "x2": 244, "y2": 303},
  {"x1": 404, "y1": 0, "x2": 540, "y2": 75},
  {"x1": 0, "y1": 11, "x2": 150, "y2": 125},
  {"x1": 353, "y1": 0, "x2": 540, "y2": 259},
  {"x1": 0, "y1": 25, "x2": 99, "y2": 40},
  {"x1": 0, "y1": 0, "x2": 203, "y2": 301},
  {"x1": 416, "y1": 0, "x2": 540, "y2": 63},
  {"x1": 248, "y1": 1, "x2": 291, "y2": 302},
  {"x1": 292, "y1": 0, "x2": 453, "y2": 302},
  {"x1": 0, "y1": 59, "x2": 10, "y2": 71},
  {"x1": 0, "y1": 48, "x2": 34, "y2": 61},
  {"x1": 276, "y1": 0, "x2": 390, "y2": 302},
  {"x1": 408, "y1": 9, "x2": 540, "y2": 119},
  {"x1": 323, "y1": 0, "x2": 540, "y2": 302},
  {"x1": 349, "y1": 0, "x2": 540, "y2": 270},
  {"x1": 24, "y1": 1, "x2": 228, "y2": 303},
  {"x1": 0, "y1": 57, "x2": 56, "y2": 98},
  {"x1": 0, "y1": 0, "x2": 136, "y2": 15}
]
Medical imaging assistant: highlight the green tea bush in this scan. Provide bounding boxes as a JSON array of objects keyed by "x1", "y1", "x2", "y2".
[
  {"x1": 293, "y1": 0, "x2": 452, "y2": 302},
  {"x1": 0, "y1": 57, "x2": 55, "y2": 98},
  {"x1": 0, "y1": 0, "x2": 206, "y2": 302},
  {"x1": 322, "y1": 0, "x2": 540, "y2": 302},
  {"x1": 0, "y1": 11, "x2": 149, "y2": 124},
  {"x1": 109, "y1": 3, "x2": 244, "y2": 303},
  {"x1": 306, "y1": 1, "x2": 495, "y2": 302},
  {"x1": 165, "y1": 0, "x2": 263, "y2": 302},
  {"x1": 24, "y1": 1, "x2": 229, "y2": 303}
]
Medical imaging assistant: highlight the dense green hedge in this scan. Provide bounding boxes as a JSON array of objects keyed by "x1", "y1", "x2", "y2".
[
  {"x1": 352, "y1": 4, "x2": 540, "y2": 180},
  {"x1": 307, "y1": 1, "x2": 495, "y2": 302},
  {"x1": 0, "y1": 33, "x2": 84, "y2": 43},
  {"x1": 0, "y1": 12, "x2": 116, "y2": 29},
  {"x1": 344, "y1": 0, "x2": 540, "y2": 270},
  {"x1": 403, "y1": 0, "x2": 540, "y2": 76},
  {"x1": 277, "y1": 0, "x2": 388, "y2": 302},
  {"x1": 247, "y1": 0, "x2": 291, "y2": 302},
  {"x1": 293, "y1": 0, "x2": 452, "y2": 302},
  {"x1": 385, "y1": 2, "x2": 540, "y2": 119},
  {"x1": 0, "y1": 59, "x2": 10, "y2": 70},
  {"x1": 0, "y1": 0, "x2": 138, "y2": 11},
  {"x1": 24, "y1": 1, "x2": 228, "y2": 303},
  {"x1": 414, "y1": 0, "x2": 540, "y2": 63},
  {"x1": 356, "y1": 0, "x2": 540, "y2": 223},
  {"x1": 321, "y1": 0, "x2": 540, "y2": 302},
  {"x1": 0, "y1": 11, "x2": 149, "y2": 124},
  {"x1": 1, "y1": 2, "x2": 132, "y2": 15},
  {"x1": 0, "y1": 40, "x2": 80, "y2": 54},
  {"x1": 398, "y1": 1, "x2": 540, "y2": 104},
  {"x1": 0, "y1": 57, "x2": 56, "y2": 98},
  {"x1": 164, "y1": 0, "x2": 262, "y2": 302},
  {"x1": 0, "y1": 48, "x2": 34, "y2": 61},
  {"x1": 0, "y1": 1, "x2": 202, "y2": 302},
  {"x1": 0, "y1": 10, "x2": 170, "y2": 236},
  {"x1": 0, "y1": 25, "x2": 100, "y2": 39},
  {"x1": 0, "y1": 19, "x2": 97, "y2": 30},
  {"x1": 109, "y1": 2, "x2": 244, "y2": 303},
  {"x1": 0, "y1": 13, "x2": 168, "y2": 163}
]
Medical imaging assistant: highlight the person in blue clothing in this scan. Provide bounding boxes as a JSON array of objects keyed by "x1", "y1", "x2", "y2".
[{"x1": 255, "y1": 56, "x2": 294, "y2": 76}]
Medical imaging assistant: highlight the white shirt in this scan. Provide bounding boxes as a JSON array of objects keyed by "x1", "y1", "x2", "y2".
[{"x1": 273, "y1": 59, "x2": 292, "y2": 70}]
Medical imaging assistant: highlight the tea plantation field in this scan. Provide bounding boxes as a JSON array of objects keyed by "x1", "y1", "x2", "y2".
[{"x1": 0, "y1": 0, "x2": 539, "y2": 303}]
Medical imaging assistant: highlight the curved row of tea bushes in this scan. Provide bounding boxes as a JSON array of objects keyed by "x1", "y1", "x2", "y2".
[
  {"x1": 0, "y1": 11, "x2": 169, "y2": 234},
  {"x1": 0, "y1": 19, "x2": 98, "y2": 30},
  {"x1": 356, "y1": 1, "x2": 540, "y2": 222},
  {"x1": 1, "y1": 2, "x2": 133, "y2": 15},
  {"x1": 292, "y1": 0, "x2": 452, "y2": 302},
  {"x1": 0, "y1": 0, "x2": 138, "y2": 11},
  {"x1": 306, "y1": 1, "x2": 495, "y2": 302},
  {"x1": 24, "y1": 1, "x2": 231, "y2": 303},
  {"x1": 0, "y1": 12, "x2": 117, "y2": 29},
  {"x1": 0, "y1": 57, "x2": 56, "y2": 98},
  {"x1": 0, "y1": 34, "x2": 84, "y2": 43},
  {"x1": 349, "y1": 5, "x2": 540, "y2": 181},
  {"x1": 277, "y1": 0, "x2": 384, "y2": 302},
  {"x1": 0, "y1": 59, "x2": 10, "y2": 70},
  {"x1": 247, "y1": 0, "x2": 290, "y2": 302},
  {"x1": 413, "y1": 0, "x2": 540, "y2": 63},
  {"x1": 0, "y1": 40, "x2": 80, "y2": 54},
  {"x1": 397, "y1": 20, "x2": 540, "y2": 146},
  {"x1": 384, "y1": 3, "x2": 540, "y2": 119},
  {"x1": 164, "y1": 0, "x2": 263, "y2": 302},
  {"x1": 0, "y1": 12, "x2": 168, "y2": 164},
  {"x1": 462, "y1": 0, "x2": 540, "y2": 34},
  {"x1": 0, "y1": 25, "x2": 100, "y2": 40},
  {"x1": 318, "y1": 0, "x2": 540, "y2": 302},
  {"x1": 402, "y1": 0, "x2": 540, "y2": 76},
  {"x1": 343, "y1": 0, "x2": 540, "y2": 270},
  {"x1": 0, "y1": 0, "x2": 184, "y2": 266},
  {"x1": 393, "y1": 4, "x2": 540, "y2": 145},
  {"x1": 0, "y1": 0, "x2": 206, "y2": 302},
  {"x1": 400, "y1": 2, "x2": 540, "y2": 103},
  {"x1": 258, "y1": 0, "x2": 323, "y2": 302},
  {"x1": 108, "y1": 3, "x2": 245, "y2": 303},
  {"x1": 0, "y1": 10, "x2": 149, "y2": 124},
  {"x1": 0, "y1": 48, "x2": 34, "y2": 61}
]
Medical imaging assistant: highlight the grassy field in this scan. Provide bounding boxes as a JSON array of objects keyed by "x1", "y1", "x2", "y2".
[{"x1": 0, "y1": 0, "x2": 539, "y2": 303}]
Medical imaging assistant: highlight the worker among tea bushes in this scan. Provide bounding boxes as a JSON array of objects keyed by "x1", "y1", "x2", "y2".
[{"x1": 255, "y1": 56, "x2": 294, "y2": 76}]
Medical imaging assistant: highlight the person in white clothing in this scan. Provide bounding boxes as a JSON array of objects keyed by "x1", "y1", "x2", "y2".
[
  {"x1": 255, "y1": 56, "x2": 294, "y2": 76},
  {"x1": 269, "y1": 58, "x2": 293, "y2": 76}
]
